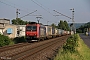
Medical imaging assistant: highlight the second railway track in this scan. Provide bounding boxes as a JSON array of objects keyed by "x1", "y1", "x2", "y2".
[{"x1": 0, "y1": 43, "x2": 31, "y2": 53}]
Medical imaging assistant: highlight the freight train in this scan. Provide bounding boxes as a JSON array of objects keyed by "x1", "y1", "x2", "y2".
[{"x1": 25, "y1": 22, "x2": 70, "y2": 42}]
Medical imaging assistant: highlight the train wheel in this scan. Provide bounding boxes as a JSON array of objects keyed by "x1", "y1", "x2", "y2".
[
  {"x1": 26, "y1": 39, "x2": 31, "y2": 43},
  {"x1": 37, "y1": 38, "x2": 40, "y2": 42},
  {"x1": 42, "y1": 38, "x2": 44, "y2": 41}
]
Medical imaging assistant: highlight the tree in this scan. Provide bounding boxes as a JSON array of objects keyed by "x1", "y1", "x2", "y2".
[
  {"x1": 57, "y1": 20, "x2": 70, "y2": 30},
  {"x1": 12, "y1": 18, "x2": 29, "y2": 25},
  {"x1": 64, "y1": 20, "x2": 70, "y2": 30},
  {"x1": 51, "y1": 23, "x2": 57, "y2": 28},
  {"x1": 58, "y1": 20, "x2": 64, "y2": 29},
  {"x1": 76, "y1": 22, "x2": 90, "y2": 33}
]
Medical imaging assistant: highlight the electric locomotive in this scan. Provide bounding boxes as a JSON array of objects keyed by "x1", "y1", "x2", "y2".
[{"x1": 25, "y1": 22, "x2": 46, "y2": 42}]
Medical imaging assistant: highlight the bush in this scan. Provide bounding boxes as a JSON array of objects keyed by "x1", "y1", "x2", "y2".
[
  {"x1": 13, "y1": 36, "x2": 27, "y2": 44},
  {"x1": 0, "y1": 34, "x2": 11, "y2": 47},
  {"x1": 63, "y1": 34, "x2": 78, "y2": 53}
]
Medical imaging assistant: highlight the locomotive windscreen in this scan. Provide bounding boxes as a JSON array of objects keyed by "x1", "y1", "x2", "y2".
[{"x1": 26, "y1": 26, "x2": 37, "y2": 31}]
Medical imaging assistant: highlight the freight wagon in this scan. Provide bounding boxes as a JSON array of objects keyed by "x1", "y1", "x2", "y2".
[
  {"x1": 44, "y1": 25, "x2": 52, "y2": 39},
  {"x1": 58, "y1": 29, "x2": 62, "y2": 36},
  {"x1": 52, "y1": 27, "x2": 56, "y2": 38}
]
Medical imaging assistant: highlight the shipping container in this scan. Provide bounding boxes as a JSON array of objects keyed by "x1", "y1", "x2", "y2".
[
  {"x1": 67, "y1": 31, "x2": 70, "y2": 35},
  {"x1": 52, "y1": 27, "x2": 56, "y2": 37},
  {"x1": 88, "y1": 32, "x2": 90, "y2": 36},
  {"x1": 52, "y1": 27, "x2": 55, "y2": 35},
  {"x1": 39, "y1": 25, "x2": 46, "y2": 37},
  {"x1": 44, "y1": 25, "x2": 52, "y2": 38},
  {"x1": 55, "y1": 28, "x2": 59, "y2": 37},
  {"x1": 70, "y1": 31, "x2": 74, "y2": 35},
  {"x1": 58, "y1": 29, "x2": 62, "y2": 36},
  {"x1": 61, "y1": 30, "x2": 65, "y2": 36}
]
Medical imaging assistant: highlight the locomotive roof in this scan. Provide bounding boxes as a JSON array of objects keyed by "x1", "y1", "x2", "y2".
[{"x1": 28, "y1": 22, "x2": 37, "y2": 24}]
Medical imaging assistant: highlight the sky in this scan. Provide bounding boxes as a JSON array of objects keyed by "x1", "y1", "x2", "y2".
[{"x1": 0, "y1": 0, "x2": 90, "y2": 25}]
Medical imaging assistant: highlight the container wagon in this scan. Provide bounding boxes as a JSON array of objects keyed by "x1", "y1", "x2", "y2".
[
  {"x1": 58, "y1": 29, "x2": 62, "y2": 36},
  {"x1": 44, "y1": 25, "x2": 52, "y2": 39},
  {"x1": 52, "y1": 27, "x2": 56, "y2": 38}
]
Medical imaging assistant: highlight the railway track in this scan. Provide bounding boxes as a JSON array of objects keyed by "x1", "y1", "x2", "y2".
[
  {"x1": 16, "y1": 36, "x2": 68, "y2": 60},
  {"x1": 0, "y1": 35, "x2": 69, "y2": 60},
  {"x1": 0, "y1": 43, "x2": 30, "y2": 53}
]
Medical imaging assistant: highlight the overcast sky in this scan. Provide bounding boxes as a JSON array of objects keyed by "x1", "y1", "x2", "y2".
[{"x1": 0, "y1": 0, "x2": 90, "y2": 25}]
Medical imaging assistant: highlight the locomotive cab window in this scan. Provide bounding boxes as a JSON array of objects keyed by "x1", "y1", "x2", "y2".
[{"x1": 26, "y1": 26, "x2": 37, "y2": 31}]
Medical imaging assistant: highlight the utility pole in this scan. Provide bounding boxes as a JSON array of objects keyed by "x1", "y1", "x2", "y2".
[
  {"x1": 36, "y1": 17, "x2": 42, "y2": 23},
  {"x1": 16, "y1": 9, "x2": 20, "y2": 25},
  {"x1": 16, "y1": 9, "x2": 20, "y2": 37},
  {"x1": 47, "y1": 21, "x2": 49, "y2": 25},
  {"x1": 70, "y1": 8, "x2": 74, "y2": 22},
  {"x1": 16, "y1": 9, "x2": 20, "y2": 19},
  {"x1": 70, "y1": 8, "x2": 76, "y2": 33}
]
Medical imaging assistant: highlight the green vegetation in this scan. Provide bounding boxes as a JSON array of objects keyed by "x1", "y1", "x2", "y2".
[
  {"x1": 51, "y1": 23, "x2": 57, "y2": 28},
  {"x1": 13, "y1": 36, "x2": 26, "y2": 44},
  {"x1": 12, "y1": 18, "x2": 29, "y2": 25},
  {"x1": 63, "y1": 34, "x2": 78, "y2": 53},
  {"x1": 54, "y1": 34, "x2": 90, "y2": 60},
  {"x1": 0, "y1": 34, "x2": 11, "y2": 47},
  {"x1": 77, "y1": 22, "x2": 90, "y2": 33},
  {"x1": 58, "y1": 20, "x2": 70, "y2": 30},
  {"x1": 0, "y1": 33, "x2": 27, "y2": 47},
  {"x1": 68, "y1": 23, "x2": 85, "y2": 29},
  {"x1": 51, "y1": 20, "x2": 70, "y2": 31}
]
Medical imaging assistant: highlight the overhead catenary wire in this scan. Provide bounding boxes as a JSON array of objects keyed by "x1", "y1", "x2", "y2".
[
  {"x1": 31, "y1": 0, "x2": 54, "y2": 15},
  {"x1": 53, "y1": 10, "x2": 72, "y2": 19},
  {"x1": 20, "y1": 10, "x2": 37, "y2": 18},
  {"x1": 0, "y1": 0, "x2": 67, "y2": 25},
  {"x1": 0, "y1": 1, "x2": 16, "y2": 8},
  {"x1": 0, "y1": 0, "x2": 27, "y2": 13},
  {"x1": 31, "y1": 0, "x2": 60, "y2": 23},
  {"x1": 35, "y1": 0, "x2": 50, "y2": 10},
  {"x1": 33, "y1": 0, "x2": 65, "y2": 21},
  {"x1": 2, "y1": 0, "x2": 31, "y2": 13},
  {"x1": 0, "y1": 0, "x2": 41, "y2": 20}
]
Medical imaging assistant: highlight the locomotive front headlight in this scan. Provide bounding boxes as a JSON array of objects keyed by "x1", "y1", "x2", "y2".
[
  {"x1": 34, "y1": 34, "x2": 36, "y2": 35},
  {"x1": 27, "y1": 34, "x2": 28, "y2": 35}
]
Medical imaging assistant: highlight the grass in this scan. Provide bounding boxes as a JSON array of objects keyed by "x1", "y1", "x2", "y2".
[
  {"x1": 9, "y1": 40, "x2": 14, "y2": 45},
  {"x1": 8, "y1": 38, "x2": 15, "y2": 46},
  {"x1": 77, "y1": 34, "x2": 90, "y2": 60},
  {"x1": 54, "y1": 34, "x2": 90, "y2": 60}
]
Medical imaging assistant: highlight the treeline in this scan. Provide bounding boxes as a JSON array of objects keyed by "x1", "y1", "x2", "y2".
[
  {"x1": 57, "y1": 20, "x2": 70, "y2": 31},
  {"x1": 51, "y1": 20, "x2": 70, "y2": 31},
  {"x1": 12, "y1": 18, "x2": 70, "y2": 31},
  {"x1": 12, "y1": 18, "x2": 29, "y2": 25},
  {"x1": 76, "y1": 22, "x2": 90, "y2": 33}
]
